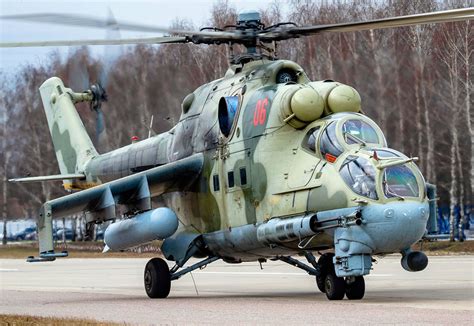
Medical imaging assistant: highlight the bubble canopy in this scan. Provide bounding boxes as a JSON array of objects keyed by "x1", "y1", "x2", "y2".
[
  {"x1": 301, "y1": 113, "x2": 424, "y2": 201},
  {"x1": 302, "y1": 112, "x2": 387, "y2": 159}
]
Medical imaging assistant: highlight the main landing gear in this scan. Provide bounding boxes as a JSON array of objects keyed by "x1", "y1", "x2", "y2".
[
  {"x1": 144, "y1": 258, "x2": 171, "y2": 298},
  {"x1": 144, "y1": 256, "x2": 220, "y2": 298},
  {"x1": 279, "y1": 252, "x2": 365, "y2": 300}
]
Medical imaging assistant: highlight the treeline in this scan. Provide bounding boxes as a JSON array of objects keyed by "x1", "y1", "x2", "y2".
[{"x1": 0, "y1": 0, "x2": 472, "y2": 234}]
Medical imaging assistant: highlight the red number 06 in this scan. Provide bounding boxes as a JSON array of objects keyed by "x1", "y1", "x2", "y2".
[{"x1": 253, "y1": 98, "x2": 268, "y2": 126}]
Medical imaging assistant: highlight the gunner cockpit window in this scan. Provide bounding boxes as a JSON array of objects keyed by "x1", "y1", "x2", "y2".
[{"x1": 340, "y1": 156, "x2": 378, "y2": 200}]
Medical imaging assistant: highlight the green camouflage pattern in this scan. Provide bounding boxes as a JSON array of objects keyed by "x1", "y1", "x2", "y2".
[{"x1": 40, "y1": 58, "x2": 428, "y2": 259}]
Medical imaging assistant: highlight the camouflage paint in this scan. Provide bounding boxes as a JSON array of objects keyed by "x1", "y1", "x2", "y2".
[{"x1": 36, "y1": 59, "x2": 429, "y2": 264}]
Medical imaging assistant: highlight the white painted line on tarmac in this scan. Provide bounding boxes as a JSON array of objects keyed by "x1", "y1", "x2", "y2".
[
  {"x1": 194, "y1": 271, "x2": 392, "y2": 277},
  {"x1": 0, "y1": 268, "x2": 19, "y2": 272},
  {"x1": 196, "y1": 271, "x2": 308, "y2": 276}
]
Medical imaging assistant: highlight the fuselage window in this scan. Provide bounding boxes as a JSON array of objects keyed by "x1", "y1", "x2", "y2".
[
  {"x1": 239, "y1": 167, "x2": 247, "y2": 186},
  {"x1": 320, "y1": 122, "x2": 343, "y2": 161},
  {"x1": 213, "y1": 175, "x2": 220, "y2": 192},
  {"x1": 227, "y1": 171, "x2": 235, "y2": 188},
  {"x1": 218, "y1": 96, "x2": 239, "y2": 137}
]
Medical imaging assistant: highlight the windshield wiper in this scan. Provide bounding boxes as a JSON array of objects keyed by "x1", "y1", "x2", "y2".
[
  {"x1": 382, "y1": 180, "x2": 405, "y2": 201},
  {"x1": 376, "y1": 157, "x2": 419, "y2": 170},
  {"x1": 344, "y1": 132, "x2": 367, "y2": 146}
]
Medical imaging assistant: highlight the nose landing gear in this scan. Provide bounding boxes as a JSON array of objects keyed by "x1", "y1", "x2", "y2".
[
  {"x1": 345, "y1": 276, "x2": 365, "y2": 300},
  {"x1": 317, "y1": 253, "x2": 366, "y2": 300},
  {"x1": 324, "y1": 273, "x2": 346, "y2": 300}
]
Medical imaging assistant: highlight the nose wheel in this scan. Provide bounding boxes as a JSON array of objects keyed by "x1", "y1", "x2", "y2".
[
  {"x1": 324, "y1": 273, "x2": 346, "y2": 300},
  {"x1": 316, "y1": 253, "x2": 366, "y2": 300},
  {"x1": 315, "y1": 253, "x2": 334, "y2": 293},
  {"x1": 345, "y1": 276, "x2": 365, "y2": 300},
  {"x1": 144, "y1": 258, "x2": 171, "y2": 298}
]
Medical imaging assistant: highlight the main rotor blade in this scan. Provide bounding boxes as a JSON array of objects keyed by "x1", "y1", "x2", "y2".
[
  {"x1": 264, "y1": 7, "x2": 473, "y2": 39},
  {"x1": 0, "y1": 13, "x2": 237, "y2": 39},
  {"x1": 0, "y1": 36, "x2": 187, "y2": 48},
  {"x1": 1, "y1": 13, "x2": 176, "y2": 34}
]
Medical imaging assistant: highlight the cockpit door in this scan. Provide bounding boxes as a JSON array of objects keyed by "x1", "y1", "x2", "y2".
[
  {"x1": 287, "y1": 149, "x2": 319, "y2": 189},
  {"x1": 287, "y1": 126, "x2": 324, "y2": 189}
]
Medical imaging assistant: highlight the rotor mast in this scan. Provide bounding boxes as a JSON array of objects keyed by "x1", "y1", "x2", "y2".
[{"x1": 227, "y1": 11, "x2": 276, "y2": 65}]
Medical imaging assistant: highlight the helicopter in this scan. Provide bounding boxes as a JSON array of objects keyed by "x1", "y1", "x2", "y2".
[{"x1": 3, "y1": 7, "x2": 474, "y2": 300}]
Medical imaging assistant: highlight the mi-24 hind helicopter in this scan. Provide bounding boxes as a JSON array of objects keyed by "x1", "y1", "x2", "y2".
[{"x1": 3, "y1": 7, "x2": 474, "y2": 300}]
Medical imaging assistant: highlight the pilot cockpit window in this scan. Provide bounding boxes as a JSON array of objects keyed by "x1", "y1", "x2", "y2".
[
  {"x1": 340, "y1": 156, "x2": 378, "y2": 200},
  {"x1": 320, "y1": 122, "x2": 343, "y2": 161},
  {"x1": 373, "y1": 149, "x2": 401, "y2": 158},
  {"x1": 383, "y1": 165, "x2": 419, "y2": 198},
  {"x1": 303, "y1": 126, "x2": 321, "y2": 152},
  {"x1": 342, "y1": 120, "x2": 380, "y2": 145}
]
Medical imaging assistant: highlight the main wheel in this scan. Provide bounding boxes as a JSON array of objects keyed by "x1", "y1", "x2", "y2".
[
  {"x1": 345, "y1": 276, "x2": 365, "y2": 300},
  {"x1": 316, "y1": 253, "x2": 335, "y2": 293},
  {"x1": 324, "y1": 273, "x2": 345, "y2": 300},
  {"x1": 144, "y1": 258, "x2": 171, "y2": 298}
]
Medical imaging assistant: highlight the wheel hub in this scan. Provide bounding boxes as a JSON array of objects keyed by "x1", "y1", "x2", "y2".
[
  {"x1": 325, "y1": 278, "x2": 332, "y2": 293},
  {"x1": 144, "y1": 269, "x2": 152, "y2": 291}
]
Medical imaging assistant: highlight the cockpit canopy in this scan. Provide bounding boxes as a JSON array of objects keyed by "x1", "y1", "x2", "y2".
[
  {"x1": 302, "y1": 113, "x2": 423, "y2": 202},
  {"x1": 303, "y1": 112, "x2": 387, "y2": 161}
]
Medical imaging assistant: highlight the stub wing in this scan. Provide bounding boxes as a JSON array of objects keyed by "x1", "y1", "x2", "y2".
[{"x1": 31, "y1": 153, "x2": 204, "y2": 261}]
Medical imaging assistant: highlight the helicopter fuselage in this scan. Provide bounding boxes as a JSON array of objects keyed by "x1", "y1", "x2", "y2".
[{"x1": 74, "y1": 59, "x2": 430, "y2": 269}]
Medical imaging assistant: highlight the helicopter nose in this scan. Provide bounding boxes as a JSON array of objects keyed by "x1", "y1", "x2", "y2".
[{"x1": 362, "y1": 201, "x2": 429, "y2": 253}]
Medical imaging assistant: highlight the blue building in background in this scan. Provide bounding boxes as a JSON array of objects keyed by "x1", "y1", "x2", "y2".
[{"x1": 437, "y1": 205, "x2": 473, "y2": 240}]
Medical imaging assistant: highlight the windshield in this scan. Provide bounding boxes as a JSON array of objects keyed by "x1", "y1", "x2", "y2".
[
  {"x1": 342, "y1": 120, "x2": 380, "y2": 145},
  {"x1": 340, "y1": 156, "x2": 378, "y2": 200},
  {"x1": 383, "y1": 165, "x2": 419, "y2": 198}
]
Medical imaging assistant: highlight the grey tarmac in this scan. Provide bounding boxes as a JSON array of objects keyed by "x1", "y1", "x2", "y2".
[{"x1": 1, "y1": 255, "x2": 473, "y2": 325}]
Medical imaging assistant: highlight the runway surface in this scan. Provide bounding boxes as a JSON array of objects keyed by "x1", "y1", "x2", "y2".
[{"x1": 1, "y1": 255, "x2": 473, "y2": 325}]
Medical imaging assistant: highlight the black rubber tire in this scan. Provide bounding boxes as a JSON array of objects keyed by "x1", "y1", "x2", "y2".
[
  {"x1": 345, "y1": 276, "x2": 365, "y2": 300},
  {"x1": 144, "y1": 258, "x2": 171, "y2": 298},
  {"x1": 324, "y1": 273, "x2": 345, "y2": 300},
  {"x1": 316, "y1": 253, "x2": 335, "y2": 293},
  {"x1": 316, "y1": 275, "x2": 326, "y2": 293}
]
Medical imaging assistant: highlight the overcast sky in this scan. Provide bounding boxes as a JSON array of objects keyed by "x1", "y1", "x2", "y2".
[{"x1": 0, "y1": 0, "x2": 284, "y2": 76}]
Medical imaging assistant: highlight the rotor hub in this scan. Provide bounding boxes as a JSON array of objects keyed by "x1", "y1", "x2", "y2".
[{"x1": 237, "y1": 11, "x2": 263, "y2": 29}]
